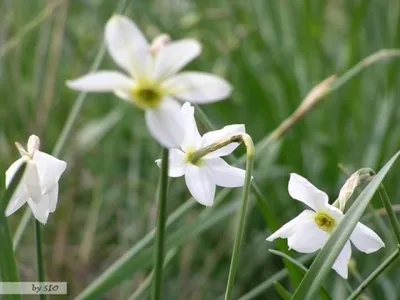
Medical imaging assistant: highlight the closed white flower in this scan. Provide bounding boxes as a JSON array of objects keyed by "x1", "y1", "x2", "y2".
[
  {"x1": 156, "y1": 102, "x2": 245, "y2": 206},
  {"x1": 267, "y1": 173, "x2": 385, "y2": 279},
  {"x1": 5, "y1": 135, "x2": 67, "y2": 224},
  {"x1": 67, "y1": 15, "x2": 232, "y2": 148}
]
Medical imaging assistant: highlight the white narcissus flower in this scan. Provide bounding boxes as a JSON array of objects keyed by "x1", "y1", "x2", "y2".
[
  {"x1": 5, "y1": 135, "x2": 67, "y2": 224},
  {"x1": 156, "y1": 102, "x2": 246, "y2": 206},
  {"x1": 267, "y1": 173, "x2": 385, "y2": 279},
  {"x1": 67, "y1": 15, "x2": 232, "y2": 148}
]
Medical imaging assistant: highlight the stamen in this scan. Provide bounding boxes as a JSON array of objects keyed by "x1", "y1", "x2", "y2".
[
  {"x1": 131, "y1": 85, "x2": 163, "y2": 109},
  {"x1": 314, "y1": 212, "x2": 335, "y2": 232}
]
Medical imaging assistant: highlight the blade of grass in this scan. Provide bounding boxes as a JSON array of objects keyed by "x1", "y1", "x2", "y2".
[
  {"x1": 291, "y1": 150, "x2": 400, "y2": 300},
  {"x1": 128, "y1": 249, "x2": 177, "y2": 300},
  {"x1": 273, "y1": 281, "x2": 292, "y2": 300},
  {"x1": 269, "y1": 250, "x2": 332, "y2": 300},
  {"x1": 0, "y1": 161, "x2": 26, "y2": 300},
  {"x1": 151, "y1": 148, "x2": 169, "y2": 300},
  {"x1": 238, "y1": 254, "x2": 314, "y2": 300},
  {"x1": 347, "y1": 247, "x2": 400, "y2": 300}
]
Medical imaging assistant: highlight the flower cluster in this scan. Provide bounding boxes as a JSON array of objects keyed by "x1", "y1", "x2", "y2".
[{"x1": 4, "y1": 14, "x2": 386, "y2": 284}]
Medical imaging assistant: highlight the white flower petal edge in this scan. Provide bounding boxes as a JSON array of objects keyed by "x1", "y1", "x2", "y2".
[
  {"x1": 105, "y1": 15, "x2": 151, "y2": 78},
  {"x1": 163, "y1": 71, "x2": 232, "y2": 103},
  {"x1": 267, "y1": 210, "x2": 315, "y2": 241},
  {"x1": 145, "y1": 98, "x2": 185, "y2": 148},
  {"x1": 267, "y1": 173, "x2": 385, "y2": 279},
  {"x1": 155, "y1": 149, "x2": 186, "y2": 178},
  {"x1": 185, "y1": 165, "x2": 215, "y2": 206},
  {"x1": 288, "y1": 173, "x2": 329, "y2": 211},
  {"x1": 154, "y1": 39, "x2": 201, "y2": 81},
  {"x1": 332, "y1": 241, "x2": 352, "y2": 279},
  {"x1": 5, "y1": 135, "x2": 67, "y2": 224},
  {"x1": 181, "y1": 102, "x2": 202, "y2": 151},
  {"x1": 155, "y1": 102, "x2": 245, "y2": 206},
  {"x1": 350, "y1": 222, "x2": 385, "y2": 253},
  {"x1": 202, "y1": 124, "x2": 245, "y2": 158},
  {"x1": 205, "y1": 158, "x2": 245, "y2": 187},
  {"x1": 66, "y1": 71, "x2": 133, "y2": 92}
]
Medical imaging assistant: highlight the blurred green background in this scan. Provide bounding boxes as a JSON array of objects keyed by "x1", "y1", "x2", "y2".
[{"x1": 1, "y1": 0, "x2": 400, "y2": 299}]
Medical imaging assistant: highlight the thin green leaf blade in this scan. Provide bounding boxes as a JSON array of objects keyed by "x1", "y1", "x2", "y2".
[
  {"x1": 0, "y1": 161, "x2": 27, "y2": 300},
  {"x1": 273, "y1": 281, "x2": 292, "y2": 300},
  {"x1": 292, "y1": 150, "x2": 400, "y2": 300}
]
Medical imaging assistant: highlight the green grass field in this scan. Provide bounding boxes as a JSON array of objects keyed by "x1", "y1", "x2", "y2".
[{"x1": 1, "y1": 0, "x2": 400, "y2": 299}]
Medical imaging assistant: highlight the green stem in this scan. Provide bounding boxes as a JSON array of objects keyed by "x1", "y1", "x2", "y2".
[
  {"x1": 35, "y1": 220, "x2": 45, "y2": 300},
  {"x1": 224, "y1": 134, "x2": 255, "y2": 300},
  {"x1": 151, "y1": 148, "x2": 169, "y2": 300},
  {"x1": 378, "y1": 185, "x2": 400, "y2": 244},
  {"x1": 347, "y1": 247, "x2": 400, "y2": 300}
]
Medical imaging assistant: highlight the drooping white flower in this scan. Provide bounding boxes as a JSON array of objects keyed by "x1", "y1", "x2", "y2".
[
  {"x1": 5, "y1": 135, "x2": 67, "y2": 224},
  {"x1": 156, "y1": 102, "x2": 245, "y2": 206},
  {"x1": 67, "y1": 15, "x2": 232, "y2": 148},
  {"x1": 266, "y1": 173, "x2": 385, "y2": 279}
]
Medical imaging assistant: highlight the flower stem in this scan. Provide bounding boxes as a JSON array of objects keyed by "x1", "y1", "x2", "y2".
[
  {"x1": 378, "y1": 184, "x2": 400, "y2": 244},
  {"x1": 152, "y1": 148, "x2": 169, "y2": 300},
  {"x1": 347, "y1": 247, "x2": 400, "y2": 300},
  {"x1": 224, "y1": 134, "x2": 255, "y2": 300},
  {"x1": 35, "y1": 219, "x2": 46, "y2": 300}
]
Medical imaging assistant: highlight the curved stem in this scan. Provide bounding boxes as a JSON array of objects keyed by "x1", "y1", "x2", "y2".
[
  {"x1": 224, "y1": 134, "x2": 255, "y2": 300},
  {"x1": 35, "y1": 220, "x2": 45, "y2": 300},
  {"x1": 152, "y1": 148, "x2": 169, "y2": 300}
]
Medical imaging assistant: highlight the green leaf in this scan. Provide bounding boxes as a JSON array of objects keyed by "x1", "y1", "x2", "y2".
[
  {"x1": 292, "y1": 150, "x2": 400, "y2": 300},
  {"x1": 0, "y1": 161, "x2": 26, "y2": 300},
  {"x1": 273, "y1": 281, "x2": 292, "y2": 300},
  {"x1": 269, "y1": 250, "x2": 332, "y2": 300},
  {"x1": 75, "y1": 201, "x2": 239, "y2": 300}
]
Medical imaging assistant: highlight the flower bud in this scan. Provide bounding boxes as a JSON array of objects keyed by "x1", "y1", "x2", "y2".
[
  {"x1": 27, "y1": 135, "x2": 40, "y2": 155},
  {"x1": 334, "y1": 168, "x2": 375, "y2": 212},
  {"x1": 149, "y1": 34, "x2": 171, "y2": 54}
]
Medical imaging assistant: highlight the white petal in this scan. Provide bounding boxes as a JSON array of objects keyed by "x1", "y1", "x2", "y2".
[
  {"x1": 287, "y1": 219, "x2": 329, "y2": 253},
  {"x1": 5, "y1": 158, "x2": 28, "y2": 215},
  {"x1": 6, "y1": 158, "x2": 25, "y2": 187},
  {"x1": 180, "y1": 102, "x2": 201, "y2": 151},
  {"x1": 332, "y1": 241, "x2": 352, "y2": 279},
  {"x1": 205, "y1": 157, "x2": 245, "y2": 187},
  {"x1": 185, "y1": 164, "x2": 215, "y2": 206},
  {"x1": 27, "y1": 195, "x2": 50, "y2": 224},
  {"x1": 201, "y1": 124, "x2": 245, "y2": 158},
  {"x1": 27, "y1": 135, "x2": 40, "y2": 154},
  {"x1": 153, "y1": 39, "x2": 201, "y2": 81},
  {"x1": 48, "y1": 184, "x2": 59, "y2": 213},
  {"x1": 33, "y1": 151, "x2": 67, "y2": 194},
  {"x1": 105, "y1": 15, "x2": 151, "y2": 78},
  {"x1": 145, "y1": 98, "x2": 184, "y2": 148},
  {"x1": 5, "y1": 187, "x2": 29, "y2": 216},
  {"x1": 155, "y1": 149, "x2": 186, "y2": 177},
  {"x1": 164, "y1": 71, "x2": 232, "y2": 103},
  {"x1": 267, "y1": 210, "x2": 315, "y2": 241},
  {"x1": 288, "y1": 173, "x2": 329, "y2": 211},
  {"x1": 350, "y1": 222, "x2": 385, "y2": 253},
  {"x1": 66, "y1": 71, "x2": 133, "y2": 92},
  {"x1": 25, "y1": 161, "x2": 42, "y2": 204}
]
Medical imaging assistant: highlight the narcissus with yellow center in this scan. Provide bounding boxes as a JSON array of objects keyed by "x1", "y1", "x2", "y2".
[
  {"x1": 156, "y1": 103, "x2": 246, "y2": 206},
  {"x1": 67, "y1": 15, "x2": 232, "y2": 148},
  {"x1": 266, "y1": 173, "x2": 385, "y2": 279}
]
